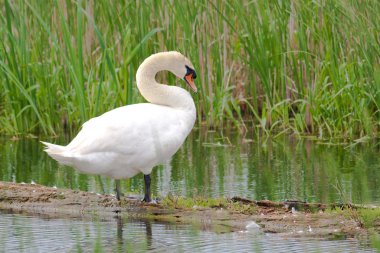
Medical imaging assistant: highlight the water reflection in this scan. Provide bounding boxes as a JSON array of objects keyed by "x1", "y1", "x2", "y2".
[
  {"x1": 114, "y1": 216, "x2": 153, "y2": 251},
  {"x1": 0, "y1": 211, "x2": 375, "y2": 252},
  {"x1": 0, "y1": 132, "x2": 379, "y2": 204}
]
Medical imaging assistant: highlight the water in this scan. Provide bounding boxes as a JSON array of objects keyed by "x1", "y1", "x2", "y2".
[
  {"x1": 1, "y1": 131, "x2": 380, "y2": 252},
  {"x1": 1, "y1": 131, "x2": 380, "y2": 204},
  {"x1": 0, "y1": 211, "x2": 375, "y2": 253}
]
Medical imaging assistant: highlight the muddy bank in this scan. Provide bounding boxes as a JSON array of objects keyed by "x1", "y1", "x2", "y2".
[{"x1": 0, "y1": 181, "x2": 367, "y2": 238}]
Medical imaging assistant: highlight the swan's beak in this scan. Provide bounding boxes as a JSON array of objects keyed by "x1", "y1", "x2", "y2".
[{"x1": 184, "y1": 74, "x2": 197, "y2": 93}]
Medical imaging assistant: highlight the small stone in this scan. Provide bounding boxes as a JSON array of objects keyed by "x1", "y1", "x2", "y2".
[{"x1": 246, "y1": 221, "x2": 260, "y2": 230}]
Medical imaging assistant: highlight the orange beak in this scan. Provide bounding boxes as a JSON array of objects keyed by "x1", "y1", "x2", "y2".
[{"x1": 184, "y1": 74, "x2": 197, "y2": 92}]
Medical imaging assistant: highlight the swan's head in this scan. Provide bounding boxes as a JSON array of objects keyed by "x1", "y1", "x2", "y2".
[
  {"x1": 168, "y1": 51, "x2": 197, "y2": 93},
  {"x1": 184, "y1": 65, "x2": 197, "y2": 93}
]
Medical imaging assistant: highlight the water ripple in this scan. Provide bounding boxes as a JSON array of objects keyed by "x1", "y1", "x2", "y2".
[{"x1": 0, "y1": 212, "x2": 376, "y2": 253}]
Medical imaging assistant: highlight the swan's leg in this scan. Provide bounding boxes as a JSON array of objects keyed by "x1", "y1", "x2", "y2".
[
  {"x1": 143, "y1": 174, "x2": 151, "y2": 202},
  {"x1": 115, "y1": 179, "x2": 122, "y2": 201},
  {"x1": 96, "y1": 175, "x2": 105, "y2": 195}
]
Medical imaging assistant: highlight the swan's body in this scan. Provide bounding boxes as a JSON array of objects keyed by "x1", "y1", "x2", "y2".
[
  {"x1": 44, "y1": 103, "x2": 195, "y2": 179},
  {"x1": 42, "y1": 51, "x2": 197, "y2": 201}
]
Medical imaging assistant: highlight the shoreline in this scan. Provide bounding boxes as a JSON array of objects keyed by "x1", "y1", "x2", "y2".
[{"x1": 0, "y1": 181, "x2": 373, "y2": 239}]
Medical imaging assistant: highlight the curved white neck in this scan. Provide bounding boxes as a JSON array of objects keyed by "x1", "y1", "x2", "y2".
[{"x1": 136, "y1": 53, "x2": 195, "y2": 112}]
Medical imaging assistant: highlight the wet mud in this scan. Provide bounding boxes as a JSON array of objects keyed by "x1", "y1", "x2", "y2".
[{"x1": 0, "y1": 181, "x2": 366, "y2": 239}]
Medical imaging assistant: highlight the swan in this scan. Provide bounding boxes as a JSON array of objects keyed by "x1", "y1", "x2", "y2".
[{"x1": 41, "y1": 51, "x2": 197, "y2": 202}]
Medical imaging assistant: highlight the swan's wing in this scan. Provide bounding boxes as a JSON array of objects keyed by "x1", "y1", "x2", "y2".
[{"x1": 66, "y1": 104, "x2": 184, "y2": 158}]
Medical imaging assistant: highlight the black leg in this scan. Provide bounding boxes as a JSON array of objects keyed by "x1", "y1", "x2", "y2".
[
  {"x1": 115, "y1": 179, "x2": 121, "y2": 201},
  {"x1": 143, "y1": 174, "x2": 151, "y2": 202}
]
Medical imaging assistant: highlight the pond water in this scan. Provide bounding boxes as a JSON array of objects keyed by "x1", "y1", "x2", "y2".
[
  {"x1": 1, "y1": 131, "x2": 380, "y2": 204},
  {"x1": 0, "y1": 211, "x2": 375, "y2": 253},
  {"x1": 1, "y1": 130, "x2": 380, "y2": 252}
]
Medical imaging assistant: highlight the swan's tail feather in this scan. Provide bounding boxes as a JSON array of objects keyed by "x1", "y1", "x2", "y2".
[
  {"x1": 41, "y1": 141, "x2": 74, "y2": 166},
  {"x1": 41, "y1": 141, "x2": 66, "y2": 153}
]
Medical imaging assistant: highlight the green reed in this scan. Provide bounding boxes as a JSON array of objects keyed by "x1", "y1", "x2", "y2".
[{"x1": 0, "y1": 0, "x2": 379, "y2": 139}]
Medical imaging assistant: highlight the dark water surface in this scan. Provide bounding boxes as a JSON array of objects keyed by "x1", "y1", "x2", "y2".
[
  {"x1": 1, "y1": 131, "x2": 379, "y2": 204},
  {"x1": 1, "y1": 131, "x2": 380, "y2": 252}
]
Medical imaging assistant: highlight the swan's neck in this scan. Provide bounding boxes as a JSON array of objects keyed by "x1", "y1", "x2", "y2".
[{"x1": 136, "y1": 54, "x2": 195, "y2": 111}]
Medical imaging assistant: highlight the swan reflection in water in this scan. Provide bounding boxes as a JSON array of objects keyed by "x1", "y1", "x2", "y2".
[{"x1": 115, "y1": 216, "x2": 153, "y2": 251}]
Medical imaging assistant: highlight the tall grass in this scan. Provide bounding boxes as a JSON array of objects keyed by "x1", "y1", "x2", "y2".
[{"x1": 0, "y1": 0, "x2": 379, "y2": 139}]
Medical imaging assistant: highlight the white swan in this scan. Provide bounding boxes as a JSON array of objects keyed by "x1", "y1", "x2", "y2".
[{"x1": 42, "y1": 51, "x2": 197, "y2": 202}]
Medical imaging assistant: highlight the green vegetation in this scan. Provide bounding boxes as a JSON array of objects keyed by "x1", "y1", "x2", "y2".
[
  {"x1": 162, "y1": 194, "x2": 255, "y2": 214},
  {"x1": 357, "y1": 208, "x2": 380, "y2": 229},
  {"x1": 162, "y1": 194, "x2": 228, "y2": 209},
  {"x1": 1, "y1": 0, "x2": 379, "y2": 139},
  {"x1": 331, "y1": 206, "x2": 380, "y2": 229}
]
